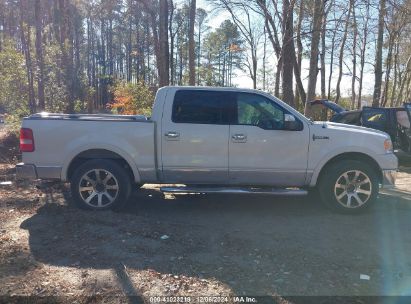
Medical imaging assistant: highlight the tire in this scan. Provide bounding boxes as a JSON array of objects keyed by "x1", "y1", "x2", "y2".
[
  {"x1": 70, "y1": 159, "x2": 132, "y2": 210},
  {"x1": 318, "y1": 160, "x2": 379, "y2": 213}
]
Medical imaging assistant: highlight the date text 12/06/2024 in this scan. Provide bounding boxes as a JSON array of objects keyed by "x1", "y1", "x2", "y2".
[{"x1": 149, "y1": 296, "x2": 258, "y2": 303}]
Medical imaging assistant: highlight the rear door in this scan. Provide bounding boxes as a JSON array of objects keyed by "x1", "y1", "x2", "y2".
[
  {"x1": 361, "y1": 107, "x2": 400, "y2": 141},
  {"x1": 228, "y1": 92, "x2": 309, "y2": 186},
  {"x1": 161, "y1": 89, "x2": 232, "y2": 184}
]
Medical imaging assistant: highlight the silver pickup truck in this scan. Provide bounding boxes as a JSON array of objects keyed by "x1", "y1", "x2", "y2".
[{"x1": 16, "y1": 86, "x2": 397, "y2": 213}]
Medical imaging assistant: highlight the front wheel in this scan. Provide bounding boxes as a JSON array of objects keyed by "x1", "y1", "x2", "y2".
[
  {"x1": 70, "y1": 159, "x2": 131, "y2": 210},
  {"x1": 318, "y1": 160, "x2": 379, "y2": 213}
]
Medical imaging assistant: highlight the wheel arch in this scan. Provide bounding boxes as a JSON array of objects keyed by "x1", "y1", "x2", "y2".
[
  {"x1": 64, "y1": 148, "x2": 141, "y2": 183},
  {"x1": 310, "y1": 152, "x2": 382, "y2": 187}
]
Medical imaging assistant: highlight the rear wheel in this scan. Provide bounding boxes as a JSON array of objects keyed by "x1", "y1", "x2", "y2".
[
  {"x1": 318, "y1": 160, "x2": 379, "y2": 213},
  {"x1": 70, "y1": 159, "x2": 131, "y2": 210}
]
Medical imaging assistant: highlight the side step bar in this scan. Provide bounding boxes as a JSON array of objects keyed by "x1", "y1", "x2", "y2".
[{"x1": 160, "y1": 186, "x2": 308, "y2": 196}]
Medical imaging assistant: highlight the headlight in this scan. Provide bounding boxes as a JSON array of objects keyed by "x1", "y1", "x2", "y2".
[{"x1": 384, "y1": 138, "x2": 393, "y2": 153}]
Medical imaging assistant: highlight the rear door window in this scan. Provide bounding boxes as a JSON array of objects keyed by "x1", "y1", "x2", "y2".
[
  {"x1": 172, "y1": 90, "x2": 232, "y2": 125},
  {"x1": 362, "y1": 108, "x2": 388, "y2": 131}
]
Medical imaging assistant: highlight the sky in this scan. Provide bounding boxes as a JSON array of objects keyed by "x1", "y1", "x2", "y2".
[{"x1": 194, "y1": 0, "x2": 375, "y2": 101}]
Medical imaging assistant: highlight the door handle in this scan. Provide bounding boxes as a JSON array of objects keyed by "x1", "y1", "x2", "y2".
[
  {"x1": 232, "y1": 134, "x2": 247, "y2": 142},
  {"x1": 165, "y1": 131, "x2": 180, "y2": 140}
]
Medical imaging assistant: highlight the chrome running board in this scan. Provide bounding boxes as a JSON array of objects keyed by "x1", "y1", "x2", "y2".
[{"x1": 160, "y1": 186, "x2": 308, "y2": 196}]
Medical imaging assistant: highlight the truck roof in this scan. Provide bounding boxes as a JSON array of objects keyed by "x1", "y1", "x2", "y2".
[{"x1": 160, "y1": 86, "x2": 266, "y2": 94}]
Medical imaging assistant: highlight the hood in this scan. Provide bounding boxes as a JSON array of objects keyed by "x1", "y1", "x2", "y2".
[
  {"x1": 315, "y1": 121, "x2": 390, "y2": 138},
  {"x1": 308, "y1": 99, "x2": 346, "y2": 114}
]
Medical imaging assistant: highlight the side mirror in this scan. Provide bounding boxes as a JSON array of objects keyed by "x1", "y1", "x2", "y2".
[{"x1": 284, "y1": 114, "x2": 303, "y2": 131}]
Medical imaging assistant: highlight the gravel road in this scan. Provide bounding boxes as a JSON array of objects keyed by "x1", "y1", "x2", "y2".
[{"x1": 2, "y1": 182, "x2": 411, "y2": 300}]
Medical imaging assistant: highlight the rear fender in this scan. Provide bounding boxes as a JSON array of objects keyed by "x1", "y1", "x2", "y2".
[{"x1": 61, "y1": 143, "x2": 141, "y2": 183}]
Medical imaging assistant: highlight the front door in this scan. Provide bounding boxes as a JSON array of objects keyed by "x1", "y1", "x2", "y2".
[
  {"x1": 228, "y1": 92, "x2": 309, "y2": 186},
  {"x1": 161, "y1": 89, "x2": 232, "y2": 184}
]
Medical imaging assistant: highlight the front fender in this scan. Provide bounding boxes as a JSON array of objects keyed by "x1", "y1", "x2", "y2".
[{"x1": 307, "y1": 147, "x2": 382, "y2": 187}]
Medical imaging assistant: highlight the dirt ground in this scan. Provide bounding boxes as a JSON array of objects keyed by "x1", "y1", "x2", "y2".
[{"x1": 1, "y1": 129, "x2": 411, "y2": 303}]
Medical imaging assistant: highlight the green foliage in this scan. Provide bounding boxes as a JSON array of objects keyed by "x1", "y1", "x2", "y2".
[
  {"x1": 338, "y1": 98, "x2": 353, "y2": 110},
  {"x1": 74, "y1": 100, "x2": 86, "y2": 113},
  {"x1": 202, "y1": 20, "x2": 244, "y2": 86},
  {"x1": 108, "y1": 81, "x2": 154, "y2": 116},
  {"x1": 0, "y1": 40, "x2": 30, "y2": 116},
  {"x1": 4, "y1": 114, "x2": 23, "y2": 135},
  {"x1": 43, "y1": 43, "x2": 69, "y2": 112}
]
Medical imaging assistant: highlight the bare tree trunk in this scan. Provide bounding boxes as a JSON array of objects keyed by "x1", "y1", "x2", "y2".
[
  {"x1": 256, "y1": 0, "x2": 282, "y2": 95},
  {"x1": 275, "y1": 59, "x2": 282, "y2": 97},
  {"x1": 281, "y1": 0, "x2": 294, "y2": 106},
  {"x1": 19, "y1": 0, "x2": 36, "y2": 114},
  {"x1": 320, "y1": 6, "x2": 327, "y2": 99},
  {"x1": 250, "y1": 53, "x2": 257, "y2": 89},
  {"x1": 335, "y1": 1, "x2": 353, "y2": 104},
  {"x1": 372, "y1": 0, "x2": 386, "y2": 107},
  {"x1": 169, "y1": 0, "x2": 174, "y2": 85},
  {"x1": 34, "y1": 0, "x2": 45, "y2": 110},
  {"x1": 73, "y1": 10, "x2": 82, "y2": 103},
  {"x1": 58, "y1": 0, "x2": 75, "y2": 112},
  {"x1": 263, "y1": 26, "x2": 267, "y2": 90},
  {"x1": 127, "y1": 5, "x2": 132, "y2": 82},
  {"x1": 292, "y1": 53, "x2": 306, "y2": 105},
  {"x1": 291, "y1": 0, "x2": 306, "y2": 106},
  {"x1": 381, "y1": 32, "x2": 394, "y2": 107},
  {"x1": 350, "y1": 4, "x2": 357, "y2": 109},
  {"x1": 390, "y1": 40, "x2": 399, "y2": 107},
  {"x1": 159, "y1": 0, "x2": 169, "y2": 87},
  {"x1": 305, "y1": 0, "x2": 323, "y2": 117},
  {"x1": 327, "y1": 27, "x2": 337, "y2": 99},
  {"x1": 294, "y1": 0, "x2": 304, "y2": 104},
  {"x1": 357, "y1": 0, "x2": 370, "y2": 109},
  {"x1": 188, "y1": 0, "x2": 196, "y2": 85},
  {"x1": 197, "y1": 11, "x2": 207, "y2": 85},
  {"x1": 108, "y1": 18, "x2": 113, "y2": 76},
  {"x1": 86, "y1": 12, "x2": 92, "y2": 86}
]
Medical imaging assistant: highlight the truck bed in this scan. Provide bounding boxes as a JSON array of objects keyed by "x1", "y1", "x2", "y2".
[{"x1": 22, "y1": 113, "x2": 157, "y2": 182}]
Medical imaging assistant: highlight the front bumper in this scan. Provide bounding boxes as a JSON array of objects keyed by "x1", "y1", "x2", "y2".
[
  {"x1": 374, "y1": 153, "x2": 397, "y2": 189},
  {"x1": 381, "y1": 169, "x2": 397, "y2": 189},
  {"x1": 16, "y1": 163, "x2": 38, "y2": 180}
]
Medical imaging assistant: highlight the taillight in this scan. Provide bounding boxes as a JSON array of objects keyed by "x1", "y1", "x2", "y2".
[{"x1": 20, "y1": 128, "x2": 35, "y2": 152}]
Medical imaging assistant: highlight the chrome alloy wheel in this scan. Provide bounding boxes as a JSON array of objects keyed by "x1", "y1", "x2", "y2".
[
  {"x1": 334, "y1": 170, "x2": 372, "y2": 208},
  {"x1": 78, "y1": 169, "x2": 119, "y2": 208}
]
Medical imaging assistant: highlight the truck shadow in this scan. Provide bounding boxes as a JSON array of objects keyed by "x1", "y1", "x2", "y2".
[{"x1": 19, "y1": 186, "x2": 411, "y2": 297}]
